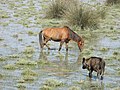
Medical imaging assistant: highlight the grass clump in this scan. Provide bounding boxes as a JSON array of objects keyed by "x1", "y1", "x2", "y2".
[
  {"x1": 16, "y1": 83, "x2": 26, "y2": 89},
  {"x1": 106, "y1": 0, "x2": 120, "y2": 5},
  {"x1": 16, "y1": 59, "x2": 37, "y2": 65},
  {"x1": 43, "y1": 79, "x2": 63, "y2": 87},
  {"x1": 8, "y1": 54, "x2": 19, "y2": 58},
  {"x1": 3, "y1": 64, "x2": 16, "y2": 70},
  {"x1": 27, "y1": 31, "x2": 37, "y2": 36},
  {"x1": 40, "y1": 85, "x2": 53, "y2": 90},
  {"x1": 21, "y1": 68, "x2": 38, "y2": 76},
  {"x1": 0, "y1": 57, "x2": 6, "y2": 61},
  {"x1": 22, "y1": 75, "x2": 35, "y2": 82},
  {"x1": 0, "y1": 74, "x2": 3, "y2": 79},
  {"x1": 69, "y1": 86, "x2": 80, "y2": 90},
  {"x1": 0, "y1": 38, "x2": 4, "y2": 41},
  {"x1": 0, "y1": 10, "x2": 10, "y2": 18},
  {"x1": 45, "y1": 0, "x2": 66, "y2": 18},
  {"x1": 64, "y1": 3, "x2": 105, "y2": 29},
  {"x1": 23, "y1": 46, "x2": 35, "y2": 54}
]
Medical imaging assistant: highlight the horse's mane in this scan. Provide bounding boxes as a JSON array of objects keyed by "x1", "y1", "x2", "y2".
[{"x1": 67, "y1": 27, "x2": 81, "y2": 42}]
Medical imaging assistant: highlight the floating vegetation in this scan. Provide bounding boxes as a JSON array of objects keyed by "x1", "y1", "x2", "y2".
[
  {"x1": 113, "y1": 51, "x2": 119, "y2": 55},
  {"x1": 23, "y1": 46, "x2": 35, "y2": 54},
  {"x1": 21, "y1": 68, "x2": 38, "y2": 76},
  {"x1": 16, "y1": 59, "x2": 37, "y2": 65},
  {"x1": 69, "y1": 86, "x2": 80, "y2": 90},
  {"x1": 27, "y1": 31, "x2": 37, "y2": 36},
  {"x1": 99, "y1": 47, "x2": 110, "y2": 52},
  {"x1": 3, "y1": 64, "x2": 16, "y2": 70},
  {"x1": 12, "y1": 34, "x2": 18, "y2": 38},
  {"x1": 8, "y1": 54, "x2": 19, "y2": 58},
  {"x1": 16, "y1": 83, "x2": 26, "y2": 89},
  {"x1": 0, "y1": 10, "x2": 10, "y2": 18},
  {"x1": 0, "y1": 57, "x2": 6, "y2": 61},
  {"x1": 22, "y1": 75, "x2": 35, "y2": 82},
  {"x1": 37, "y1": 60, "x2": 51, "y2": 66},
  {"x1": 17, "y1": 79, "x2": 25, "y2": 83},
  {"x1": 0, "y1": 74, "x2": 3, "y2": 79},
  {"x1": 18, "y1": 38, "x2": 23, "y2": 41},
  {"x1": 43, "y1": 79, "x2": 64, "y2": 87},
  {"x1": 40, "y1": 85, "x2": 53, "y2": 90},
  {"x1": 0, "y1": 38, "x2": 4, "y2": 41}
]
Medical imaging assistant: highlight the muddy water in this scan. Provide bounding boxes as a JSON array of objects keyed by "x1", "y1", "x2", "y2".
[{"x1": 0, "y1": 0, "x2": 120, "y2": 90}]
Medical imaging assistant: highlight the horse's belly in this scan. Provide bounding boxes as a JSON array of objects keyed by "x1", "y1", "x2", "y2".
[{"x1": 51, "y1": 38, "x2": 61, "y2": 42}]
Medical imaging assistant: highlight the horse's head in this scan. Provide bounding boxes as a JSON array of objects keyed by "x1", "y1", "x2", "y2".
[{"x1": 78, "y1": 39, "x2": 84, "y2": 52}]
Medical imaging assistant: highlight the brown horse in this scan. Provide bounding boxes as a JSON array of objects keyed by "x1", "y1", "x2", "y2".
[{"x1": 39, "y1": 26, "x2": 84, "y2": 52}]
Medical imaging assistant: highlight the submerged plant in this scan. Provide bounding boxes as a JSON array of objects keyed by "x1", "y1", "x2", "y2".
[
  {"x1": 23, "y1": 46, "x2": 35, "y2": 54},
  {"x1": 0, "y1": 57, "x2": 6, "y2": 61},
  {"x1": 16, "y1": 59, "x2": 37, "y2": 65},
  {"x1": 43, "y1": 79, "x2": 64, "y2": 87},
  {"x1": 21, "y1": 68, "x2": 38, "y2": 76},
  {"x1": 3, "y1": 64, "x2": 16, "y2": 70}
]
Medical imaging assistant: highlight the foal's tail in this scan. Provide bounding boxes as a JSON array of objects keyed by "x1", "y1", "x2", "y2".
[{"x1": 39, "y1": 31, "x2": 43, "y2": 48}]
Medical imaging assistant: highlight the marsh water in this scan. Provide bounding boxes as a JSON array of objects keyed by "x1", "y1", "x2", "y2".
[{"x1": 0, "y1": 0, "x2": 120, "y2": 90}]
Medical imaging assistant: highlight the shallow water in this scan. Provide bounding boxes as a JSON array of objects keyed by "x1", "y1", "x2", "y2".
[{"x1": 0, "y1": 0, "x2": 120, "y2": 90}]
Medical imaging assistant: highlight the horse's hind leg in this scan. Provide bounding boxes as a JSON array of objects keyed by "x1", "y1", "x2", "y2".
[
  {"x1": 43, "y1": 38, "x2": 50, "y2": 50},
  {"x1": 59, "y1": 40, "x2": 64, "y2": 51}
]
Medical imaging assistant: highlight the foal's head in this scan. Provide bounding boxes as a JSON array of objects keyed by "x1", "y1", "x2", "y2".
[{"x1": 78, "y1": 39, "x2": 84, "y2": 52}]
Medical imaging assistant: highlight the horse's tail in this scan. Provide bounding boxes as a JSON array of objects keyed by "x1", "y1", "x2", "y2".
[{"x1": 39, "y1": 31, "x2": 43, "y2": 48}]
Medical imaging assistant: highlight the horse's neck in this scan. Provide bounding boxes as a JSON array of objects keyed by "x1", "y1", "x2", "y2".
[{"x1": 69, "y1": 30, "x2": 81, "y2": 42}]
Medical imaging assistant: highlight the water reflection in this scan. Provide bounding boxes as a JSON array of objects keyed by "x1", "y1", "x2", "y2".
[{"x1": 38, "y1": 51, "x2": 83, "y2": 75}]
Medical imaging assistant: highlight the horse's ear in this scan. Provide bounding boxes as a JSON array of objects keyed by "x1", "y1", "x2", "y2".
[{"x1": 63, "y1": 26, "x2": 69, "y2": 29}]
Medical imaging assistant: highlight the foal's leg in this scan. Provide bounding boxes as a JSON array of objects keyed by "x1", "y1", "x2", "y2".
[
  {"x1": 59, "y1": 40, "x2": 64, "y2": 51},
  {"x1": 100, "y1": 69, "x2": 104, "y2": 80}
]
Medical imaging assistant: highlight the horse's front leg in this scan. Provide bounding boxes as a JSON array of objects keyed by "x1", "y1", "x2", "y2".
[
  {"x1": 59, "y1": 40, "x2": 64, "y2": 51},
  {"x1": 65, "y1": 42, "x2": 68, "y2": 52}
]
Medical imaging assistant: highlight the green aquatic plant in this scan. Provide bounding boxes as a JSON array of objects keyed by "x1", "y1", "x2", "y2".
[
  {"x1": 43, "y1": 79, "x2": 64, "y2": 87},
  {"x1": 27, "y1": 31, "x2": 37, "y2": 36},
  {"x1": 0, "y1": 57, "x2": 6, "y2": 61},
  {"x1": 0, "y1": 10, "x2": 10, "y2": 18},
  {"x1": 8, "y1": 54, "x2": 19, "y2": 58},
  {"x1": 16, "y1": 83, "x2": 26, "y2": 89},
  {"x1": 23, "y1": 46, "x2": 35, "y2": 54},
  {"x1": 0, "y1": 74, "x2": 3, "y2": 79},
  {"x1": 16, "y1": 59, "x2": 37, "y2": 65},
  {"x1": 99, "y1": 47, "x2": 110, "y2": 52},
  {"x1": 69, "y1": 86, "x2": 80, "y2": 90},
  {"x1": 40, "y1": 85, "x2": 53, "y2": 90},
  {"x1": 21, "y1": 68, "x2": 38, "y2": 76},
  {"x1": 3, "y1": 64, "x2": 16, "y2": 70},
  {"x1": 23, "y1": 75, "x2": 35, "y2": 82},
  {"x1": 0, "y1": 38, "x2": 4, "y2": 41}
]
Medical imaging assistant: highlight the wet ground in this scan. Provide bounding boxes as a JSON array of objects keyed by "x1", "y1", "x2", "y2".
[{"x1": 0, "y1": 0, "x2": 120, "y2": 90}]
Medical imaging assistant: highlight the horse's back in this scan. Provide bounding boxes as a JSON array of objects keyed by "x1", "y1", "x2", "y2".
[{"x1": 42, "y1": 27, "x2": 69, "y2": 40}]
